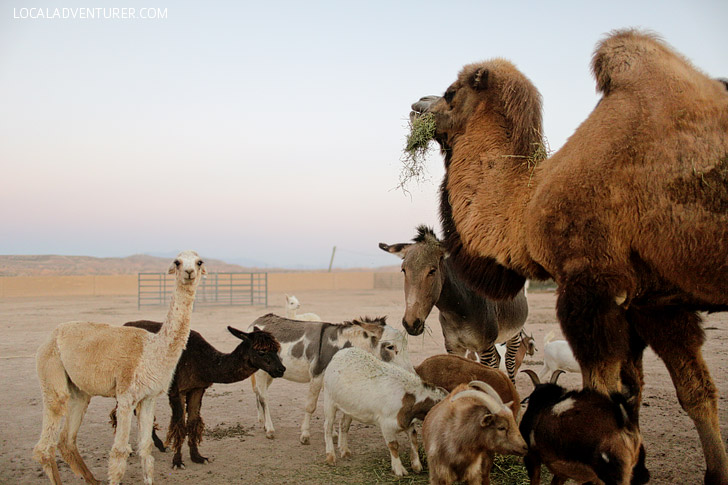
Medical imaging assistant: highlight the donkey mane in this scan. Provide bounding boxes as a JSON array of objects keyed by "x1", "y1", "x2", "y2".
[
  {"x1": 345, "y1": 316, "x2": 387, "y2": 326},
  {"x1": 413, "y1": 225, "x2": 438, "y2": 244}
]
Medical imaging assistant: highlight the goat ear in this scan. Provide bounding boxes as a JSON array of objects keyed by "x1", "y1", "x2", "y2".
[
  {"x1": 228, "y1": 326, "x2": 249, "y2": 341},
  {"x1": 480, "y1": 413, "x2": 495, "y2": 428},
  {"x1": 470, "y1": 67, "x2": 489, "y2": 91},
  {"x1": 378, "y1": 242, "x2": 412, "y2": 259}
]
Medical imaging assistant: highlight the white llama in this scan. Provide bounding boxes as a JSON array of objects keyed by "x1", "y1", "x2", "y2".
[
  {"x1": 33, "y1": 250, "x2": 206, "y2": 485},
  {"x1": 285, "y1": 294, "x2": 322, "y2": 321}
]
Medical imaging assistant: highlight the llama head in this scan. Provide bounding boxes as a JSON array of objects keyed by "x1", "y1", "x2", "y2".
[
  {"x1": 168, "y1": 250, "x2": 206, "y2": 285},
  {"x1": 285, "y1": 295, "x2": 300, "y2": 311}
]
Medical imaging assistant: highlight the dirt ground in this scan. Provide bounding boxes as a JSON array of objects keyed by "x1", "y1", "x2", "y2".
[{"x1": 1, "y1": 288, "x2": 726, "y2": 484}]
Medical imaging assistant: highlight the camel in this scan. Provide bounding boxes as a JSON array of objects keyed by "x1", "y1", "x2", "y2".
[
  {"x1": 33, "y1": 250, "x2": 206, "y2": 485},
  {"x1": 409, "y1": 29, "x2": 728, "y2": 484}
]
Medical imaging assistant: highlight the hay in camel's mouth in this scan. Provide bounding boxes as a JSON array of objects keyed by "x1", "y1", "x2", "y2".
[{"x1": 398, "y1": 113, "x2": 436, "y2": 191}]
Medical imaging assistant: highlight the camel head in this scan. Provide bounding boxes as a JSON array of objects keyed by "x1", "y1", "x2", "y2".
[
  {"x1": 410, "y1": 58, "x2": 543, "y2": 157},
  {"x1": 379, "y1": 225, "x2": 445, "y2": 336},
  {"x1": 168, "y1": 250, "x2": 206, "y2": 285}
]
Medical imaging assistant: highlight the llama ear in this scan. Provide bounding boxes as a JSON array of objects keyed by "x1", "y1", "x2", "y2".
[
  {"x1": 168, "y1": 260, "x2": 178, "y2": 274},
  {"x1": 379, "y1": 242, "x2": 412, "y2": 259},
  {"x1": 228, "y1": 326, "x2": 249, "y2": 341},
  {"x1": 470, "y1": 67, "x2": 489, "y2": 91}
]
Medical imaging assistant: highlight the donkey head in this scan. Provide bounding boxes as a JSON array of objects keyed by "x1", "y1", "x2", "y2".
[{"x1": 379, "y1": 225, "x2": 445, "y2": 336}]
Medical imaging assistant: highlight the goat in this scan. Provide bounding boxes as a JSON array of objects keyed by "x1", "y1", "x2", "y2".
[
  {"x1": 249, "y1": 314, "x2": 414, "y2": 444},
  {"x1": 323, "y1": 347, "x2": 446, "y2": 476},
  {"x1": 538, "y1": 330, "x2": 581, "y2": 382},
  {"x1": 496, "y1": 329, "x2": 536, "y2": 375},
  {"x1": 423, "y1": 381, "x2": 528, "y2": 484},
  {"x1": 110, "y1": 322, "x2": 285, "y2": 470},
  {"x1": 520, "y1": 372, "x2": 649, "y2": 485},
  {"x1": 415, "y1": 354, "x2": 520, "y2": 420}
]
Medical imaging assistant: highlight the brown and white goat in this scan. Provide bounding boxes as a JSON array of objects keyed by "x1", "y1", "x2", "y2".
[
  {"x1": 520, "y1": 372, "x2": 648, "y2": 485},
  {"x1": 415, "y1": 354, "x2": 520, "y2": 420},
  {"x1": 323, "y1": 347, "x2": 446, "y2": 476},
  {"x1": 423, "y1": 380, "x2": 528, "y2": 485}
]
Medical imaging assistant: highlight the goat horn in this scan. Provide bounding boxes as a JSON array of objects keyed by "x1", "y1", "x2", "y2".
[
  {"x1": 521, "y1": 369, "x2": 541, "y2": 386},
  {"x1": 467, "y1": 380, "x2": 503, "y2": 403},
  {"x1": 450, "y1": 389, "x2": 505, "y2": 415},
  {"x1": 550, "y1": 369, "x2": 565, "y2": 384}
]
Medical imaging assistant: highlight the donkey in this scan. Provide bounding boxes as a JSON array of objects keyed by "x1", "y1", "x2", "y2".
[
  {"x1": 380, "y1": 225, "x2": 528, "y2": 382},
  {"x1": 249, "y1": 314, "x2": 414, "y2": 445}
]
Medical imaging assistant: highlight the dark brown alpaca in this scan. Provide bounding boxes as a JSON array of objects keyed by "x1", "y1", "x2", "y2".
[
  {"x1": 410, "y1": 29, "x2": 728, "y2": 484},
  {"x1": 111, "y1": 321, "x2": 285, "y2": 469}
]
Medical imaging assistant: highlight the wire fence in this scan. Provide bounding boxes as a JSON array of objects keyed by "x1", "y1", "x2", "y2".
[{"x1": 138, "y1": 272, "x2": 267, "y2": 309}]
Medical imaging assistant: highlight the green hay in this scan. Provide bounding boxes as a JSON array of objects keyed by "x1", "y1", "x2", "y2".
[{"x1": 398, "y1": 113, "x2": 437, "y2": 192}]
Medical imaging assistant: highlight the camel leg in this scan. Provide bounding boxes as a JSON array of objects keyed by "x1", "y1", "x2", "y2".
[
  {"x1": 136, "y1": 397, "x2": 156, "y2": 485},
  {"x1": 300, "y1": 375, "x2": 323, "y2": 445},
  {"x1": 555, "y1": 277, "x2": 630, "y2": 394},
  {"x1": 58, "y1": 387, "x2": 99, "y2": 484},
  {"x1": 252, "y1": 370, "x2": 276, "y2": 439},
  {"x1": 108, "y1": 400, "x2": 134, "y2": 485},
  {"x1": 637, "y1": 309, "x2": 728, "y2": 485},
  {"x1": 185, "y1": 388, "x2": 208, "y2": 464},
  {"x1": 166, "y1": 388, "x2": 187, "y2": 469},
  {"x1": 33, "y1": 341, "x2": 70, "y2": 485},
  {"x1": 503, "y1": 334, "x2": 520, "y2": 382}
]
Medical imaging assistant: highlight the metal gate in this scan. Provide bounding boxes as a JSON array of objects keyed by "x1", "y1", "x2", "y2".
[{"x1": 138, "y1": 272, "x2": 268, "y2": 309}]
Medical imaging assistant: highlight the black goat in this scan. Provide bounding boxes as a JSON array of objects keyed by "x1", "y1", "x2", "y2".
[{"x1": 520, "y1": 373, "x2": 649, "y2": 485}]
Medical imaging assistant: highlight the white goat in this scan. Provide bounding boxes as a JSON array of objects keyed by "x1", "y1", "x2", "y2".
[
  {"x1": 323, "y1": 347, "x2": 446, "y2": 476},
  {"x1": 249, "y1": 314, "x2": 414, "y2": 444},
  {"x1": 285, "y1": 294, "x2": 322, "y2": 321},
  {"x1": 538, "y1": 330, "x2": 581, "y2": 382}
]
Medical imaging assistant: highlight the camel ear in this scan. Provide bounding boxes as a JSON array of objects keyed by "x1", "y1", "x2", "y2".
[
  {"x1": 228, "y1": 326, "x2": 249, "y2": 341},
  {"x1": 470, "y1": 67, "x2": 489, "y2": 91},
  {"x1": 379, "y1": 242, "x2": 413, "y2": 259}
]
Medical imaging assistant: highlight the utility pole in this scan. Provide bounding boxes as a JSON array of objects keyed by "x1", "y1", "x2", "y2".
[{"x1": 328, "y1": 246, "x2": 336, "y2": 272}]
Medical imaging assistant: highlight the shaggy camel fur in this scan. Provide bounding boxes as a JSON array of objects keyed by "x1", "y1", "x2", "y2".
[
  {"x1": 410, "y1": 29, "x2": 728, "y2": 483},
  {"x1": 33, "y1": 251, "x2": 206, "y2": 485}
]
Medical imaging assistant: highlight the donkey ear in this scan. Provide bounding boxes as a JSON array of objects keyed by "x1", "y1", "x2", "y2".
[
  {"x1": 470, "y1": 67, "x2": 489, "y2": 91},
  {"x1": 228, "y1": 326, "x2": 249, "y2": 341},
  {"x1": 379, "y1": 242, "x2": 413, "y2": 259}
]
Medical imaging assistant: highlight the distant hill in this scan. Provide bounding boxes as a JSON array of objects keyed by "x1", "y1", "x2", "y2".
[{"x1": 0, "y1": 254, "x2": 399, "y2": 277}]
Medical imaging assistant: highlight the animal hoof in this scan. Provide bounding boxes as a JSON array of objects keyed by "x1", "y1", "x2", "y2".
[
  {"x1": 265, "y1": 431, "x2": 275, "y2": 439},
  {"x1": 325, "y1": 453, "x2": 336, "y2": 466},
  {"x1": 340, "y1": 450, "x2": 351, "y2": 460},
  {"x1": 191, "y1": 455, "x2": 209, "y2": 464},
  {"x1": 172, "y1": 462, "x2": 185, "y2": 470},
  {"x1": 412, "y1": 462, "x2": 423, "y2": 473},
  {"x1": 300, "y1": 435, "x2": 310, "y2": 445}
]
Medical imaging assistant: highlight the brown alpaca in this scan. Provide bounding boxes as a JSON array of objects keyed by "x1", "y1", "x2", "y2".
[
  {"x1": 33, "y1": 251, "x2": 206, "y2": 485},
  {"x1": 410, "y1": 29, "x2": 728, "y2": 484}
]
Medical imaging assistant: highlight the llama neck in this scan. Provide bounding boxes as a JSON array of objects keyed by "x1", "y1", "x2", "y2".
[
  {"x1": 285, "y1": 308, "x2": 296, "y2": 319},
  {"x1": 445, "y1": 134, "x2": 544, "y2": 279},
  {"x1": 150, "y1": 283, "x2": 197, "y2": 360}
]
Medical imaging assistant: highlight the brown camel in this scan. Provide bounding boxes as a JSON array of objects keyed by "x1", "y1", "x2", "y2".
[{"x1": 409, "y1": 29, "x2": 728, "y2": 484}]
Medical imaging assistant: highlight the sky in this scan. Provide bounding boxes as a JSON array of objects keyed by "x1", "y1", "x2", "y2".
[{"x1": 1, "y1": 0, "x2": 726, "y2": 269}]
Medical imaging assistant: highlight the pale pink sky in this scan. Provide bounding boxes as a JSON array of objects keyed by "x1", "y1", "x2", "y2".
[{"x1": 1, "y1": 0, "x2": 726, "y2": 268}]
